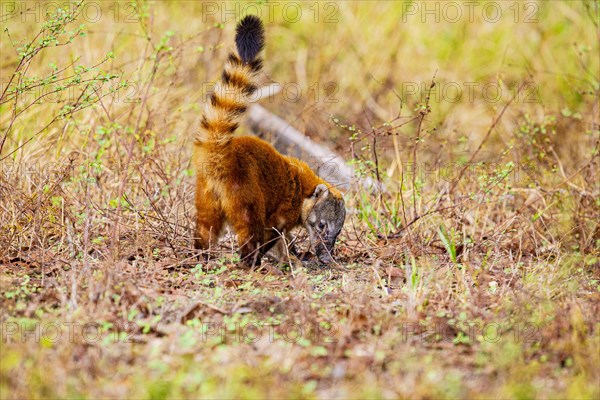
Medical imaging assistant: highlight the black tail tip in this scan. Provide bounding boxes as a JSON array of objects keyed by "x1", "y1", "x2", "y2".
[{"x1": 235, "y1": 15, "x2": 264, "y2": 63}]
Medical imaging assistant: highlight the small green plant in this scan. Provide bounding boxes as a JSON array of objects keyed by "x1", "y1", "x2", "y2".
[{"x1": 437, "y1": 224, "x2": 458, "y2": 264}]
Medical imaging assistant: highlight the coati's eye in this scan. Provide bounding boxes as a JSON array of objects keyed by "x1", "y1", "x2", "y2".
[{"x1": 318, "y1": 221, "x2": 326, "y2": 231}]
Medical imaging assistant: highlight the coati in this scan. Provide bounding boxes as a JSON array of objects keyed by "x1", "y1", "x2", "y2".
[{"x1": 193, "y1": 15, "x2": 345, "y2": 267}]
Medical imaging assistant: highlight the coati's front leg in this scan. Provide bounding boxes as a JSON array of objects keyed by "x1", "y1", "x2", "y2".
[
  {"x1": 224, "y1": 201, "x2": 265, "y2": 267},
  {"x1": 228, "y1": 202, "x2": 289, "y2": 268},
  {"x1": 270, "y1": 235, "x2": 303, "y2": 268},
  {"x1": 241, "y1": 228, "x2": 300, "y2": 269}
]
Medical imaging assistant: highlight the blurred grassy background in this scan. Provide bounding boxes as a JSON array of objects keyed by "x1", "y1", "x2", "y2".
[{"x1": 1, "y1": 1, "x2": 597, "y2": 163}]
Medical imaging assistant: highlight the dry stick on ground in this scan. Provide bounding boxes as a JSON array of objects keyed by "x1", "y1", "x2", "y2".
[
  {"x1": 361, "y1": 110, "x2": 383, "y2": 191},
  {"x1": 411, "y1": 73, "x2": 436, "y2": 220},
  {"x1": 550, "y1": 145, "x2": 598, "y2": 197},
  {"x1": 393, "y1": 134, "x2": 410, "y2": 229}
]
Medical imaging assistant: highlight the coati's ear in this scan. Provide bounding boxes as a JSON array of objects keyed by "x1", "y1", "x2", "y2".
[{"x1": 312, "y1": 183, "x2": 329, "y2": 199}]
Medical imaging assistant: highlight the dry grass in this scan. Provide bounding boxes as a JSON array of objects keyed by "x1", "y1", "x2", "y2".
[{"x1": 1, "y1": 1, "x2": 599, "y2": 399}]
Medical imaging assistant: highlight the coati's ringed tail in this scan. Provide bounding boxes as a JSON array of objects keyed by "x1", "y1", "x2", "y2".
[{"x1": 196, "y1": 15, "x2": 264, "y2": 146}]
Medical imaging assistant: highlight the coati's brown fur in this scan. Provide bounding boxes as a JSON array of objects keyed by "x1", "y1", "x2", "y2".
[{"x1": 193, "y1": 15, "x2": 345, "y2": 267}]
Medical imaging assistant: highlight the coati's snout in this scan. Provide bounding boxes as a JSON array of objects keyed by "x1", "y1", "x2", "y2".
[{"x1": 302, "y1": 184, "x2": 346, "y2": 264}]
